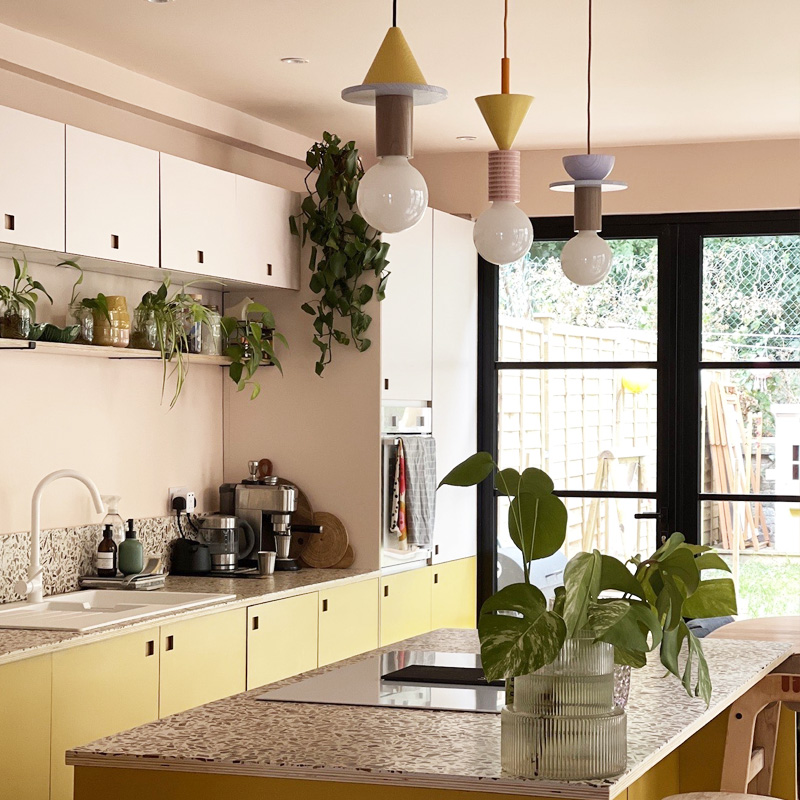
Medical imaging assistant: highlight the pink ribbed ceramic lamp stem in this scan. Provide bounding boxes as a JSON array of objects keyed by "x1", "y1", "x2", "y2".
[{"x1": 488, "y1": 149, "x2": 521, "y2": 203}]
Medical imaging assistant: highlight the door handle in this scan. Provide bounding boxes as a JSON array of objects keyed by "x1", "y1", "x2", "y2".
[
  {"x1": 165, "y1": 634, "x2": 175, "y2": 652},
  {"x1": 634, "y1": 512, "x2": 661, "y2": 520},
  {"x1": 145, "y1": 640, "x2": 155, "y2": 657}
]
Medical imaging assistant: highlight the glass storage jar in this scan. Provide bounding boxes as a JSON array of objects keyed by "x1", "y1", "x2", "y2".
[{"x1": 0, "y1": 303, "x2": 31, "y2": 340}]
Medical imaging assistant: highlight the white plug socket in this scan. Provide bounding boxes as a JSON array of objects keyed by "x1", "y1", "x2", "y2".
[{"x1": 169, "y1": 487, "x2": 197, "y2": 514}]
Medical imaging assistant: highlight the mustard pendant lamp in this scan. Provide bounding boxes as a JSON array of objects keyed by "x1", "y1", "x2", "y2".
[
  {"x1": 549, "y1": 0, "x2": 627, "y2": 285},
  {"x1": 342, "y1": 0, "x2": 446, "y2": 234},
  {"x1": 473, "y1": 0, "x2": 534, "y2": 265}
]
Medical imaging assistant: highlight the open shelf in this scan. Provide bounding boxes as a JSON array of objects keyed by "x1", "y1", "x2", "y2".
[{"x1": 0, "y1": 338, "x2": 232, "y2": 365}]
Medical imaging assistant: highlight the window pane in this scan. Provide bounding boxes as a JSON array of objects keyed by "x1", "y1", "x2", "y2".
[
  {"x1": 498, "y1": 369, "x2": 657, "y2": 491},
  {"x1": 701, "y1": 367, "x2": 800, "y2": 495},
  {"x1": 497, "y1": 496, "x2": 656, "y2": 591},
  {"x1": 498, "y1": 238, "x2": 658, "y2": 362},
  {"x1": 700, "y1": 500, "x2": 800, "y2": 618},
  {"x1": 702, "y1": 234, "x2": 800, "y2": 361}
]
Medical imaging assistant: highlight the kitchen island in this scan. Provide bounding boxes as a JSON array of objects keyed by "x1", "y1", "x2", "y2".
[{"x1": 67, "y1": 629, "x2": 797, "y2": 800}]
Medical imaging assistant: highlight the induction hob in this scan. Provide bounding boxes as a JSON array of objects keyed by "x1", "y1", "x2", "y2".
[{"x1": 256, "y1": 650, "x2": 505, "y2": 714}]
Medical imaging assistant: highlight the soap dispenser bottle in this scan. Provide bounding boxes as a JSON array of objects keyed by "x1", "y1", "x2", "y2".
[
  {"x1": 96, "y1": 524, "x2": 118, "y2": 577},
  {"x1": 119, "y1": 519, "x2": 144, "y2": 576},
  {"x1": 101, "y1": 495, "x2": 125, "y2": 548}
]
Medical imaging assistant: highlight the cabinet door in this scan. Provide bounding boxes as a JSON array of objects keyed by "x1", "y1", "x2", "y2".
[
  {"x1": 160, "y1": 153, "x2": 236, "y2": 279},
  {"x1": 319, "y1": 579, "x2": 379, "y2": 667},
  {"x1": 66, "y1": 127, "x2": 160, "y2": 266},
  {"x1": 431, "y1": 556, "x2": 477, "y2": 630},
  {"x1": 236, "y1": 175, "x2": 300, "y2": 288},
  {"x1": 432, "y1": 210, "x2": 478, "y2": 564},
  {"x1": 51, "y1": 631, "x2": 159, "y2": 800},
  {"x1": 0, "y1": 105, "x2": 65, "y2": 251},
  {"x1": 380, "y1": 208, "x2": 433, "y2": 401},
  {"x1": 380, "y1": 566, "x2": 432, "y2": 646},
  {"x1": 160, "y1": 608, "x2": 246, "y2": 718},
  {"x1": 247, "y1": 593, "x2": 318, "y2": 689},
  {"x1": 0, "y1": 654, "x2": 51, "y2": 800}
]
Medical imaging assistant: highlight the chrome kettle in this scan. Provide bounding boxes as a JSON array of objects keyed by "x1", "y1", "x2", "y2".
[{"x1": 200, "y1": 515, "x2": 256, "y2": 571}]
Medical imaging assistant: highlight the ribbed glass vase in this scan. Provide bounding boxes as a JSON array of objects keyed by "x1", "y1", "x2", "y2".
[{"x1": 500, "y1": 632, "x2": 627, "y2": 780}]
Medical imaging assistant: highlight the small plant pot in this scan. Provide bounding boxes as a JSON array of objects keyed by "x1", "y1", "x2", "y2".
[
  {"x1": 130, "y1": 309, "x2": 159, "y2": 351},
  {"x1": 0, "y1": 307, "x2": 31, "y2": 340}
]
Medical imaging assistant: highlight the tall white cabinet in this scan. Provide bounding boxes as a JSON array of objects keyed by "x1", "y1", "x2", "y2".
[
  {"x1": 0, "y1": 106, "x2": 65, "y2": 252},
  {"x1": 431, "y1": 211, "x2": 478, "y2": 563},
  {"x1": 66, "y1": 127, "x2": 160, "y2": 267},
  {"x1": 380, "y1": 208, "x2": 433, "y2": 402}
]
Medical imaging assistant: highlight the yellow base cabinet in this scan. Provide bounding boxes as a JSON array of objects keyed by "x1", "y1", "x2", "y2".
[
  {"x1": 160, "y1": 608, "x2": 247, "y2": 718},
  {"x1": 0, "y1": 654, "x2": 52, "y2": 800},
  {"x1": 319, "y1": 579, "x2": 379, "y2": 667},
  {"x1": 380, "y1": 567, "x2": 432, "y2": 647},
  {"x1": 247, "y1": 593, "x2": 318, "y2": 690},
  {"x1": 51, "y1": 630, "x2": 159, "y2": 800},
  {"x1": 431, "y1": 557, "x2": 477, "y2": 630}
]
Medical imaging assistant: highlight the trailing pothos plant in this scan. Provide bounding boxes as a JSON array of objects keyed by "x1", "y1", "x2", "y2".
[
  {"x1": 439, "y1": 453, "x2": 737, "y2": 705},
  {"x1": 0, "y1": 255, "x2": 53, "y2": 337},
  {"x1": 290, "y1": 132, "x2": 390, "y2": 376},
  {"x1": 221, "y1": 302, "x2": 286, "y2": 400}
]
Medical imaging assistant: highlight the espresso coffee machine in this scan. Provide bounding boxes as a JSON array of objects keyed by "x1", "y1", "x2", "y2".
[{"x1": 220, "y1": 461, "x2": 321, "y2": 571}]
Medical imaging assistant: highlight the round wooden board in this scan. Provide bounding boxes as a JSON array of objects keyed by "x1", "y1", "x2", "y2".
[
  {"x1": 331, "y1": 544, "x2": 355, "y2": 569},
  {"x1": 288, "y1": 486, "x2": 315, "y2": 560},
  {"x1": 300, "y1": 512, "x2": 349, "y2": 569}
]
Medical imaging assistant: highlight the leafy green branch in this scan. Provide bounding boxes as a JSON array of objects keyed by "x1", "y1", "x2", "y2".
[{"x1": 290, "y1": 132, "x2": 390, "y2": 376}]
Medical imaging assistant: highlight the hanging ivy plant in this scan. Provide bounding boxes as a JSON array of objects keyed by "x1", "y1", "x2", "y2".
[{"x1": 290, "y1": 132, "x2": 390, "y2": 376}]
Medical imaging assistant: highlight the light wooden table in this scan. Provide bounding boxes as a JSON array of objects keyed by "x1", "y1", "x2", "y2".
[{"x1": 709, "y1": 617, "x2": 800, "y2": 655}]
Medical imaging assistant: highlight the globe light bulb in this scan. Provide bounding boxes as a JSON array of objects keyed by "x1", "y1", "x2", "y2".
[
  {"x1": 356, "y1": 155, "x2": 428, "y2": 233},
  {"x1": 560, "y1": 230, "x2": 613, "y2": 285},
  {"x1": 473, "y1": 201, "x2": 534, "y2": 265}
]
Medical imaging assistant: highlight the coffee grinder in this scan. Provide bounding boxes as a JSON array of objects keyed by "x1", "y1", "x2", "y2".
[{"x1": 220, "y1": 461, "x2": 321, "y2": 571}]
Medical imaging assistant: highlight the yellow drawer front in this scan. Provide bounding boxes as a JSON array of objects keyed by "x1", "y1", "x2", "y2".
[
  {"x1": 52, "y1": 631, "x2": 159, "y2": 800},
  {"x1": 160, "y1": 608, "x2": 246, "y2": 718},
  {"x1": 431, "y1": 556, "x2": 477, "y2": 630},
  {"x1": 0, "y1": 654, "x2": 52, "y2": 800},
  {"x1": 319, "y1": 579, "x2": 379, "y2": 667},
  {"x1": 380, "y1": 567, "x2": 432, "y2": 647},
  {"x1": 247, "y1": 593, "x2": 318, "y2": 690}
]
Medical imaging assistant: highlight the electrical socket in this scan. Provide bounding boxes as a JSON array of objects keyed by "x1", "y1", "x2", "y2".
[{"x1": 169, "y1": 487, "x2": 197, "y2": 514}]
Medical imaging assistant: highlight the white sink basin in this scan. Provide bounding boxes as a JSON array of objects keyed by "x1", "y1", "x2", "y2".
[{"x1": 0, "y1": 589, "x2": 236, "y2": 632}]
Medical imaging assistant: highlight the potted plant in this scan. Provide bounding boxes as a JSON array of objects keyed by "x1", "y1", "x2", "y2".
[
  {"x1": 131, "y1": 278, "x2": 214, "y2": 408},
  {"x1": 0, "y1": 256, "x2": 52, "y2": 339},
  {"x1": 221, "y1": 302, "x2": 286, "y2": 399},
  {"x1": 290, "y1": 132, "x2": 390, "y2": 376},
  {"x1": 438, "y1": 452, "x2": 737, "y2": 780}
]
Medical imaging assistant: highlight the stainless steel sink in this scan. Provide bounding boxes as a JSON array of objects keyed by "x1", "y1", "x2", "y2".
[{"x1": 0, "y1": 589, "x2": 236, "y2": 632}]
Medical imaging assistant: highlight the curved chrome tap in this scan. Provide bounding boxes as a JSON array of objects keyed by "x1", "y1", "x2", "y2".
[{"x1": 15, "y1": 470, "x2": 106, "y2": 603}]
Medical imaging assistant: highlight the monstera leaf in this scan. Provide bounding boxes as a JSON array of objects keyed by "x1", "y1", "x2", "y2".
[
  {"x1": 478, "y1": 583, "x2": 567, "y2": 682},
  {"x1": 438, "y1": 452, "x2": 495, "y2": 488},
  {"x1": 508, "y1": 493, "x2": 567, "y2": 564}
]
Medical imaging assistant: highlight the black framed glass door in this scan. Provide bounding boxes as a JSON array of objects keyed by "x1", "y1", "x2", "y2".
[{"x1": 477, "y1": 210, "x2": 800, "y2": 616}]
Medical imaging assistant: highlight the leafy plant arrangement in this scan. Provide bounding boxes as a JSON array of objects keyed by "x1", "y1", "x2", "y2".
[
  {"x1": 0, "y1": 255, "x2": 53, "y2": 339},
  {"x1": 81, "y1": 293, "x2": 112, "y2": 326},
  {"x1": 221, "y1": 302, "x2": 286, "y2": 400},
  {"x1": 290, "y1": 132, "x2": 390, "y2": 376},
  {"x1": 132, "y1": 278, "x2": 213, "y2": 408},
  {"x1": 439, "y1": 452, "x2": 737, "y2": 704}
]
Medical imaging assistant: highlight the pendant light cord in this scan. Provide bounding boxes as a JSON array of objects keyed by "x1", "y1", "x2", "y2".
[
  {"x1": 587, "y1": 0, "x2": 593, "y2": 154},
  {"x1": 504, "y1": 0, "x2": 509, "y2": 58},
  {"x1": 393, "y1": 0, "x2": 397, "y2": 27}
]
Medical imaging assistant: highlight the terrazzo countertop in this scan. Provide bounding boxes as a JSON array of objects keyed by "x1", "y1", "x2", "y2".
[
  {"x1": 0, "y1": 568, "x2": 379, "y2": 666},
  {"x1": 67, "y1": 629, "x2": 793, "y2": 799}
]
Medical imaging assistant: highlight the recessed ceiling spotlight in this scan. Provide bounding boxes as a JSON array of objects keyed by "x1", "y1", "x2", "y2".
[
  {"x1": 281, "y1": 57, "x2": 309, "y2": 65},
  {"x1": 456, "y1": 135, "x2": 477, "y2": 141},
  {"x1": 147, "y1": 0, "x2": 174, "y2": 4}
]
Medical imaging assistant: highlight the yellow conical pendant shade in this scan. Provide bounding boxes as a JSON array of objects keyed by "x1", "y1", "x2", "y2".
[
  {"x1": 364, "y1": 27, "x2": 427, "y2": 85},
  {"x1": 475, "y1": 93, "x2": 533, "y2": 151}
]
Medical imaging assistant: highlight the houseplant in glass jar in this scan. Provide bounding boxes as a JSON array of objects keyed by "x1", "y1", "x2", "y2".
[
  {"x1": 0, "y1": 256, "x2": 52, "y2": 340},
  {"x1": 439, "y1": 453, "x2": 737, "y2": 780}
]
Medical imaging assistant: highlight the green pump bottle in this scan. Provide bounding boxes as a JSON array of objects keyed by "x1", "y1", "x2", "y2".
[{"x1": 118, "y1": 519, "x2": 144, "y2": 576}]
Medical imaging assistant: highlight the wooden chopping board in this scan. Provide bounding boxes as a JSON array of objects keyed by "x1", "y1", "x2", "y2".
[{"x1": 300, "y1": 512, "x2": 349, "y2": 569}]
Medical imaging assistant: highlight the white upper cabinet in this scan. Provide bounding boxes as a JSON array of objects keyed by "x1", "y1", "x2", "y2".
[
  {"x1": 160, "y1": 153, "x2": 236, "y2": 279},
  {"x1": 0, "y1": 106, "x2": 65, "y2": 252},
  {"x1": 235, "y1": 175, "x2": 300, "y2": 288},
  {"x1": 380, "y1": 208, "x2": 433, "y2": 402},
  {"x1": 432, "y1": 210, "x2": 478, "y2": 563},
  {"x1": 66, "y1": 127, "x2": 160, "y2": 267}
]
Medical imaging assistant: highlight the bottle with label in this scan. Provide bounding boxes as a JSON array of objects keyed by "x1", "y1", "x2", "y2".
[
  {"x1": 101, "y1": 495, "x2": 126, "y2": 548},
  {"x1": 119, "y1": 519, "x2": 144, "y2": 576},
  {"x1": 96, "y1": 524, "x2": 118, "y2": 577}
]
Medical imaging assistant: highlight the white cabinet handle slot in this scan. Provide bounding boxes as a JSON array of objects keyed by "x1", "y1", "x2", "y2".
[
  {"x1": 4, "y1": 214, "x2": 14, "y2": 231},
  {"x1": 110, "y1": 234, "x2": 119, "y2": 249}
]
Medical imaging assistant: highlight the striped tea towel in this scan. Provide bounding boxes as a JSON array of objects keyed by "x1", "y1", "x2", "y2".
[{"x1": 402, "y1": 436, "x2": 437, "y2": 548}]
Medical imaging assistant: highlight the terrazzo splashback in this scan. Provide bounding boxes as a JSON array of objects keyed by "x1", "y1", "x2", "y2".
[{"x1": 0, "y1": 517, "x2": 179, "y2": 604}]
